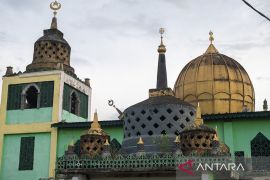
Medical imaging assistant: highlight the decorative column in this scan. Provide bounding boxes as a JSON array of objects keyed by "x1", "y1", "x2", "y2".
[
  {"x1": 102, "y1": 139, "x2": 111, "y2": 158},
  {"x1": 174, "y1": 135, "x2": 182, "y2": 155},
  {"x1": 136, "y1": 137, "x2": 145, "y2": 156}
]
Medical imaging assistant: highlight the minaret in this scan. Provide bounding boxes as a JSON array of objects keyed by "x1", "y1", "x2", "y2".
[
  {"x1": 156, "y1": 28, "x2": 168, "y2": 89},
  {"x1": 263, "y1": 99, "x2": 268, "y2": 111},
  {"x1": 149, "y1": 28, "x2": 174, "y2": 97},
  {"x1": 26, "y1": 0, "x2": 75, "y2": 75},
  {"x1": 194, "y1": 103, "x2": 204, "y2": 126}
]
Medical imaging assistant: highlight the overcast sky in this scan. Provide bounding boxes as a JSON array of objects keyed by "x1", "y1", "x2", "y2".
[{"x1": 0, "y1": 0, "x2": 269, "y2": 120}]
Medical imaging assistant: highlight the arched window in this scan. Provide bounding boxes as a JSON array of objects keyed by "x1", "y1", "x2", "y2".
[
  {"x1": 70, "y1": 91, "x2": 80, "y2": 115},
  {"x1": 21, "y1": 84, "x2": 40, "y2": 109},
  {"x1": 251, "y1": 132, "x2": 270, "y2": 170}
]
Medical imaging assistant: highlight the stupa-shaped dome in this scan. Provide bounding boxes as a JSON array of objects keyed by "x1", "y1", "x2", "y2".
[
  {"x1": 26, "y1": 11, "x2": 75, "y2": 75},
  {"x1": 122, "y1": 29, "x2": 195, "y2": 154},
  {"x1": 174, "y1": 32, "x2": 255, "y2": 114}
]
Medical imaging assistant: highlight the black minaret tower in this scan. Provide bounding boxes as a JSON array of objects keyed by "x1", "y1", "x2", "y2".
[{"x1": 156, "y1": 28, "x2": 168, "y2": 89}]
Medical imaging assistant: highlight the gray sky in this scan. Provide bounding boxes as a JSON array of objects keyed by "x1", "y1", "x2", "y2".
[{"x1": 0, "y1": 0, "x2": 270, "y2": 120}]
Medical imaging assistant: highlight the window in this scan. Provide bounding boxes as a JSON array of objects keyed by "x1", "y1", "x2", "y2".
[
  {"x1": 21, "y1": 84, "x2": 40, "y2": 109},
  {"x1": 235, "y1": 151, "x2": 245, "y2": 166},
  {"x1": 70, "y1": 91, "x2": 80, "y2": 115},
  {"x1": 251, "y1": 132, "x2": 270, "y2": 170},
  {"x1": 19, "y1": 137, "x2": 35, "y2": 170}
]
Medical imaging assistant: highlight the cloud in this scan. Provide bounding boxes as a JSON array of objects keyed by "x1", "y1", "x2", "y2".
[
  {"x1": 1, "y1": 0, "x2": 41, "y2": 10},
  {"x1": 73, "y1": 57, "x2": 93, "y2": 66},
  {"x1": 0, "y1": 32, "x2": 7, "y2": 44},
  {"x1": 256, "y1": 76, "x2": 270, "y2": 81}
]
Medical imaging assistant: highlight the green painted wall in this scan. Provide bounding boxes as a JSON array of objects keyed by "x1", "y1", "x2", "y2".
[
  {"x1": 205, "y1": 118, "x2": 270, "y2": 157},
  {"x1": 56, "y1": 118, "x2": 270, "y2": 158},
  {"x1": 57, "y1": 126, "x2": 123, "y2": 157},
  {"x1": 6, "y1": 108, "x2": 53, "y2": 124},
  {"x1": 0, "y1": 133, "x2": 51, "y2": 180},
  {"x1": 231, "y1": 119, "x2": 270, "y2": 157},
  {"x1": 62, "y1": 110, "x2": 87, "y2": 122}
]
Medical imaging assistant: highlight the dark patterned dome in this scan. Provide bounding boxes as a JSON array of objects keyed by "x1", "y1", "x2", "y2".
[
  {"x1": 122, "y1": 94, "x2": 195, "y2": 154},
  {"x1": 26, "y1": 17, "x2": 75, "y2": 75},
  {"x1": 121, "y1": 32, "x2": 195, "y2": 154}
]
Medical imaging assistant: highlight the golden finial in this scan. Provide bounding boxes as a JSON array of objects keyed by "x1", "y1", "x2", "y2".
[
  {"x1": 137, "y1": 137, "x2": 144, "y2": 145},
  {"x1": 174, "y1": 135, "x2": 180, "y2": 143},
  {"x1": 194, "y1": 103, "x2": 204, "y2": 126},
  {"x1": 205, "y1": 31, "x2": 219, "y2": 54},
  {"x1": 158, "y1": 28, "x2": 166, "y2": 54},
  {"x1": 214, "y1": 126, "x2": 219, "y2": 141},
  {"x1": 88, "y1": 110, "x2": 103, "y2": 135},
  {"x1": 104, "y1": 138, "x2": 110, "y2": 146},
  {"x1": 209, "y1": 31, "x2": 214, "y2": 44},
  {"x1": 49, "y1": 1, "x2": 61, "y2": 29},
  {"x1": 50, "y1": 0, "x2": 61, "y2": 17}
]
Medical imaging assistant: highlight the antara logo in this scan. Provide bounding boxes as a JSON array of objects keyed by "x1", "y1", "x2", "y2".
[
  {"x1": 178, "y1": 160, "x2": 194, "y2": 175},
  {"x1": 196, "y1": 163, "x2": 245, "y2": 171},
  {"x1": 178, "y1": 160, "x2": 245, "y2": 175}
]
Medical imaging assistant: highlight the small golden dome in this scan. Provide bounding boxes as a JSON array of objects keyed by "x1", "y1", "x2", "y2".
[{"x1": 174, "y1": 32, "x2": 255, "y2": 114}]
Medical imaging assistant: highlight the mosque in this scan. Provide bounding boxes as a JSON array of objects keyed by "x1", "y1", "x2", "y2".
[{"x1": 0, "y1": 1, "x2": 270, "y2": 180}]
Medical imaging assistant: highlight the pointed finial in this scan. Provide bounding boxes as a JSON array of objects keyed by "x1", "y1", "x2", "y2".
[
  {"x1": 104, "y1": 138, "x2": 110, "y2": 146},
  {"x1": 194, "y1": 103, "x2": 204, "y2": 126},
  {"x1": 93, "y1": 109, "x2": 98, "y2": 123},
  {"x1": 50, "y1": 0, "x2": 61, "y2": 17},
  {"x1": 137, "y1": 137, "x2": 144, "y2": 144},
  {"x1": 88, "y1": 109, "x2": 103, "y2": 135},
  {"x1": 214, "y1": 126, "x2": 219, "y2": 141},
  {"x1": 174, "y1": 135, "x2": 180, "y2": 143},
  {"x1": 49, "y1": 1, "x2": 61, "y2": 29},
  {"x1": 205, "y1": 31, "x2": 219, "y2": 54},
  {"x1": 263, "y1": 99, "x2": 268, "y2": 111},
  {"x1": 209, "y1": 31, "x2": 214, "y2": 44},
  {"x1": 196, "y1": 103, "x2": 201, "y2": 119},
  {"x1": 158, "y1": 28, "x2": 166, "y2": 53}
]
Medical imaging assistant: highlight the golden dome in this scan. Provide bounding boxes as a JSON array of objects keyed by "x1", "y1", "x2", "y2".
[{"x1": 174, "y1": 32, "x2": 255, "y2": 115}]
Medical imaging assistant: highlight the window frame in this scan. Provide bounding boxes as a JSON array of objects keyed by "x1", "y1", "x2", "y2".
[{"x1": 21, "y1": 83, "x2": 41, "y2": 109}]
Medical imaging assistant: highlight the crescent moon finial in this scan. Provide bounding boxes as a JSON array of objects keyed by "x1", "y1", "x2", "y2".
[{"x1": 50, "y1": 0, "x2": 61, "y2": 17}]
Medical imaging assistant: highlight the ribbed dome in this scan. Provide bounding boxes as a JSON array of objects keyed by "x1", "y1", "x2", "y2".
[{"x1": 174, "y1": 40, "x2": 255, "y2": 115}]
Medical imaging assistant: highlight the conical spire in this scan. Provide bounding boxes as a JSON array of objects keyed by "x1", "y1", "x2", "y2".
[
  {"x1": 263, "y1": 99, "x2": 268, "y2": 111},
  {"x1": 205, "y1": 31, "x2": 219, "y2": 54},
  {"x1": 174, "y1": 135, "x2": 180, "y2": 143},
  {"x1": 88, "y1": 110, "x2": 103, "y2": 135},
  {"x1": 51, "y1": 17, "x2": 58, "y2": 29},
  {"x1": 194, "y1": 103, "x2": 204, "y2": 126},
  {"x1": 49, "y1": 0, "x2": 61, "y2": 29},
  {"x1": 156, "y1": 28, "x2": 168, "y2": 89}
]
